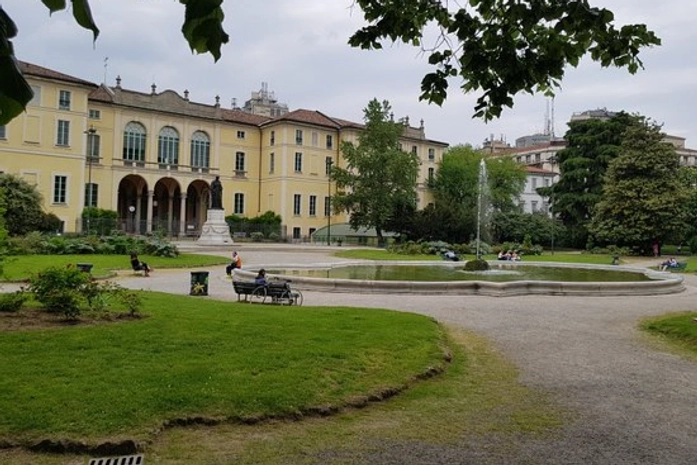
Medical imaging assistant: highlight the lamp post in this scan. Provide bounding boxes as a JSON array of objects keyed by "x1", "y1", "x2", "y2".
[
  {"x1": 128, "y1": 205, "x2": 136, "y2": 234},
  {"x1": 326, "y1": 158, "x2": 334, "y2": 246},
  {"x1": 84, "y1": 126, "x2": 97, "y2": 234}
]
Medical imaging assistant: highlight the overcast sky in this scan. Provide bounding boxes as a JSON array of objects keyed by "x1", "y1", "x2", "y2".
[{"x1": 6, "y1": 0, "x2": 697, "y2": 148}]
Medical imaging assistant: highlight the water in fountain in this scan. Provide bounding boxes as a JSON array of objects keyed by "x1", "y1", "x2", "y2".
[{"x1": 475, "y1": 158, "x2": 492, "y2": 263}]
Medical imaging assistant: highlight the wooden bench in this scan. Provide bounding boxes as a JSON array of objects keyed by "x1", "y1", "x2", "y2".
[
  {"x1": 232, "y1": 280, "x2": 303, "y2": 305},
  {"x1": 663, "y1": 262, "x2": 687, "y2": 272},
  {"x1": 232, "y1": 281, "x2": 263, "y2": 302}
]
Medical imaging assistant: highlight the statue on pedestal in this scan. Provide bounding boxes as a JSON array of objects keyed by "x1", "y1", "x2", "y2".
[{"x1": 210, "y1": 176, "x2": 223, "y2": 210}]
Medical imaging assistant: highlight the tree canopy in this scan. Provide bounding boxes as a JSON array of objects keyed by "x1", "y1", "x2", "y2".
[
  {"x1": 589, "y1": 122, "x2": 688, "y2": 253},
  {"x1": 331, "y1": 99, "x2": 420, "y2": 246},
  {"x1": 1, "y1": 1, "x2": 660, "y2": 124},
  {"x1": 430, "y1": 145, "x2": 526, "y2": 243},
  {"x1": 541, "y1": 112, "x2": 641, "y2": 248}
]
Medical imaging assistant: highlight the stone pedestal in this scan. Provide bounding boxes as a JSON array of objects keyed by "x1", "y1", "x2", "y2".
[{"x1": 197, "y1": 209, "x2": 233, "y2": 246}]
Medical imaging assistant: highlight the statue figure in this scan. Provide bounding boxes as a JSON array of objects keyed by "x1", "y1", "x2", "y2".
[{"x1": 210, "y1": 176, "x2": 223, "y2": 210}]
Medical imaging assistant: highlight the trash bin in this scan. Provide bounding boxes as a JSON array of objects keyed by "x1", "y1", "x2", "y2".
[
  {"x1": 611, "y1": 254, "x2": 620, "y2": 266},
  {"x1": 76, "y1": 263, "x2": 93, "y2": 273},
  {"x1": 190, "y1": 271, "x2": 209, "y2": 296}
]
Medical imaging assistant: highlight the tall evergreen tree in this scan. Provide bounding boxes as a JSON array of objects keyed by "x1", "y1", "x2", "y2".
[
  {"x1": 589, "y1": 122, "x2": 689, "y2": 253},
  {"x1": 543, "y1": 112, "x2": 640, "y2": 248},
  {"x1": 332, "y1": 99, "x2": 420, "y2": 246}
]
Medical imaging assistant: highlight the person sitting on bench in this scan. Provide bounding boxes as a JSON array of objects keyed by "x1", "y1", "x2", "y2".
[
  {"x1": 130, "y1": 253, "x2": 152, "y2": 277},
  {"x1": 661, "y1": 257, "x2": 679, "y2": 271},
  {"x1": 225, "y1": 250, "x2": 242, "y2": 277},
  {"x1": 254, "y1": 269, "x2": 268, "y2": 285}
]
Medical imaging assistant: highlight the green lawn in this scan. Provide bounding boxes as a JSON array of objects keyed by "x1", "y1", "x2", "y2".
[
  {"x1": 641, "y1": 312, "x2": 697, "y2": 356},
  {"x1": 0, "y1": 253, "x2": 229, "y2": 281},
  {"x1": 0, "y1": 292, "x2": 447, "y2": 445},
  {"x1": 336, "y1": 248, "x2": 618, "y2": 265}
]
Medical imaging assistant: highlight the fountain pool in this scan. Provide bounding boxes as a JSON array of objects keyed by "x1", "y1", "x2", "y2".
[{"x1": 234, "y1": 261, "x2": 684, "y2": 297}]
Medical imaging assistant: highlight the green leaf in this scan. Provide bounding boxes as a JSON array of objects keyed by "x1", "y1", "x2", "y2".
[
  {"x1": 41, "y1": 0, "x2": 67, "y2": 14},
  {"x1": 70, "y1": 0, "x2": 100, "y2": 41},
  {"x1": 0, "y1": 56, "x2": 33, "y2": 125},
  {"x1": 181, "y1": 0, "x2": 229, "y2": 61},
  {"x1": 0, "y1": 7, "x2": 18, "y2": 40}
]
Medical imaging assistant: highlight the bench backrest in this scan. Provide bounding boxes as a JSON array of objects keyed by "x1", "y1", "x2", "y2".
[{"x1": 233, "y1": 281, "x2": 258, "y2": 293}]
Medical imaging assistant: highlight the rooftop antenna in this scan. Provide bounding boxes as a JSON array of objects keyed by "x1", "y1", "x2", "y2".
[{"x1": 551, "y1": 96, "x2": 556, "y2": 138}]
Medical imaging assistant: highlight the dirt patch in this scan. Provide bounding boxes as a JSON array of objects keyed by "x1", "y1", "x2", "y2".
[{"x1": 0, "y1": 307, "x2": 144, "y2": 331}]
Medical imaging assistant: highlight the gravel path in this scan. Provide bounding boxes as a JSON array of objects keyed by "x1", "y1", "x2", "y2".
[{"x1": 108, "y1": 247, "x2": 697, "y2": 463}]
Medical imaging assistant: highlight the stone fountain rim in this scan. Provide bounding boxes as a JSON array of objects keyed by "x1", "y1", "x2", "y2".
[{"x1": 234, "y1": 261, "x2": 684, "y2": 297}]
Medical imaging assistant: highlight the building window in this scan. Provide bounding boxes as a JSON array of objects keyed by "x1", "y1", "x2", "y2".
[
  {"x1": 59, "y1": 90, "x2": 71, "y2": 110},
  {"x1": 294, "y1": 152, "x2": 303, "y2": 173},
  {"x1": 123, "y1": 121, "x2": 147, "y2": 162},
  {"x1": 56, "y1": 120, "x2": 70, "y2": 146},
  {"x1": 531, "y1": 200, "x2": 538, "y2": 212},
  {"x1": 84, "y1": 183, "x2": 98, "y2": 207},
  {"x1": 269, "y1": 152, "x2": 275, "y2": 173},
  {"x1": 428, "y1": 148, "x2": 435, "y2": 161},
  {"x1": 428, "y1": 167, "x2": 435, "y2": 184},
  {"x1": 53, "y1": 175, "x2": 67, "y2": 203},
  {"x1": 29, "y1": 85, "x2": 41, "y2": 106},
  {"x1": 158, "y1": 126, "x2": 180, "y2": 166},
  {"x1": 235, "y1": 152, "x2": 245, "y2": 172},
  {"x1": 293, "y1": 227, "x2": 301, "y2": 239},
  {"x1": 326, "y1": 135, "x2": 333, "y2": 150},
  {"x1": 270, "y1": 131, "x2": 275, "y2": 146},
  {"x1": 87, "y1": 132, "x2": 100, "y2": 161},
  {"x1": 293, "y1": 194, "x2": 301, "y2": 215},
  {"x1": 88, "y1": 109, "x2": 101, "y2": 119},
  {"x1": 234, "y1": 193, "x2": 244, "y2": 214},
  {"x1": 237, "y1": 130, "x2": 245, "y2": 139},
  {"x1": 309, "y1": 195, "x2": 317, "y2": 216},
  {"x1": 325, "y1": 157, "x2": 333, "y2": 175},
  {"x1": 0, "y1": 125, "x2": 6, "y2": 139},
  {"x1": 324, "y1": 196, "x2": 330, "y2": 217},
  {"x1": 412, "y1": 145, "x2": 418, "y2": 155},
  {"x1": 531, "y1": 178, "x2": 538, "y2": 191},
  {"x1": 544, "y1": 178, "x2": 550, "y2": 187},
  {"x1": 190, "y1": 131, "x2": 210, "y2": 169},
  {"x1": 295, "y1": 129, "x2": 303, "y2": 145},
  {"x1": 311, "y1": 131, "x2": 318, "y2": 147}
]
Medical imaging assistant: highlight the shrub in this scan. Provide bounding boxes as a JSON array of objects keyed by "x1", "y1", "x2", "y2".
[
  {"x1": 250, "y1": 231, "x2": 264, "y2": 242},
  {"x1": 29, "y1": 266, "x2": 91, "y2": 318},
  {"x1": 690, "y1": 237, "x2": 697, "y2": 257},
  {"x1": 0, "y1": 290, "x2": 27, "y2": 312},
  {"x1": 143, "y1": 237, "x2": 179, "y2": 257},
  {"x1": 463, "y1": 258, "x2": 490, "y2": 271},
  {"x1": 268, "y1": 232, "x2": 280, "y2": 242},
  {"x1": 468, "y1": 240, "x2": 491, "y2": 256},
  {"x1": 28, "y1": 266, "x2": 142, "y2": 318}
]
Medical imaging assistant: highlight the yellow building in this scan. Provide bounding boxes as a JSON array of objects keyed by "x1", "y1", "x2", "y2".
[{"x1": 0, "y1": 62, "x2": 448, "y2": 238}]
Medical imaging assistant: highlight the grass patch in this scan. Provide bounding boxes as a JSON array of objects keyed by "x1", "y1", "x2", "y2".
[
  {"x1": 0, "y1": 253, "x2": 229, "y2": 281},
  {"x1": 336, "y1": 248, "x2": 616, "y2": 265},
  {"x1": 334, "y1": 249, "x2": 442, "y2": 261},
  {"x1": 0, "y1": 292, "x2": 447, "y2": 447},
  {"x1": 641, "y1": 312, "x2": 697, "y2": 357},
  {"x1": 2, "y1": 328, "x2": 567, "y2": 464},
  {"x1": 145, "y1": 328, "x2": 567, "y2": 464}
]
